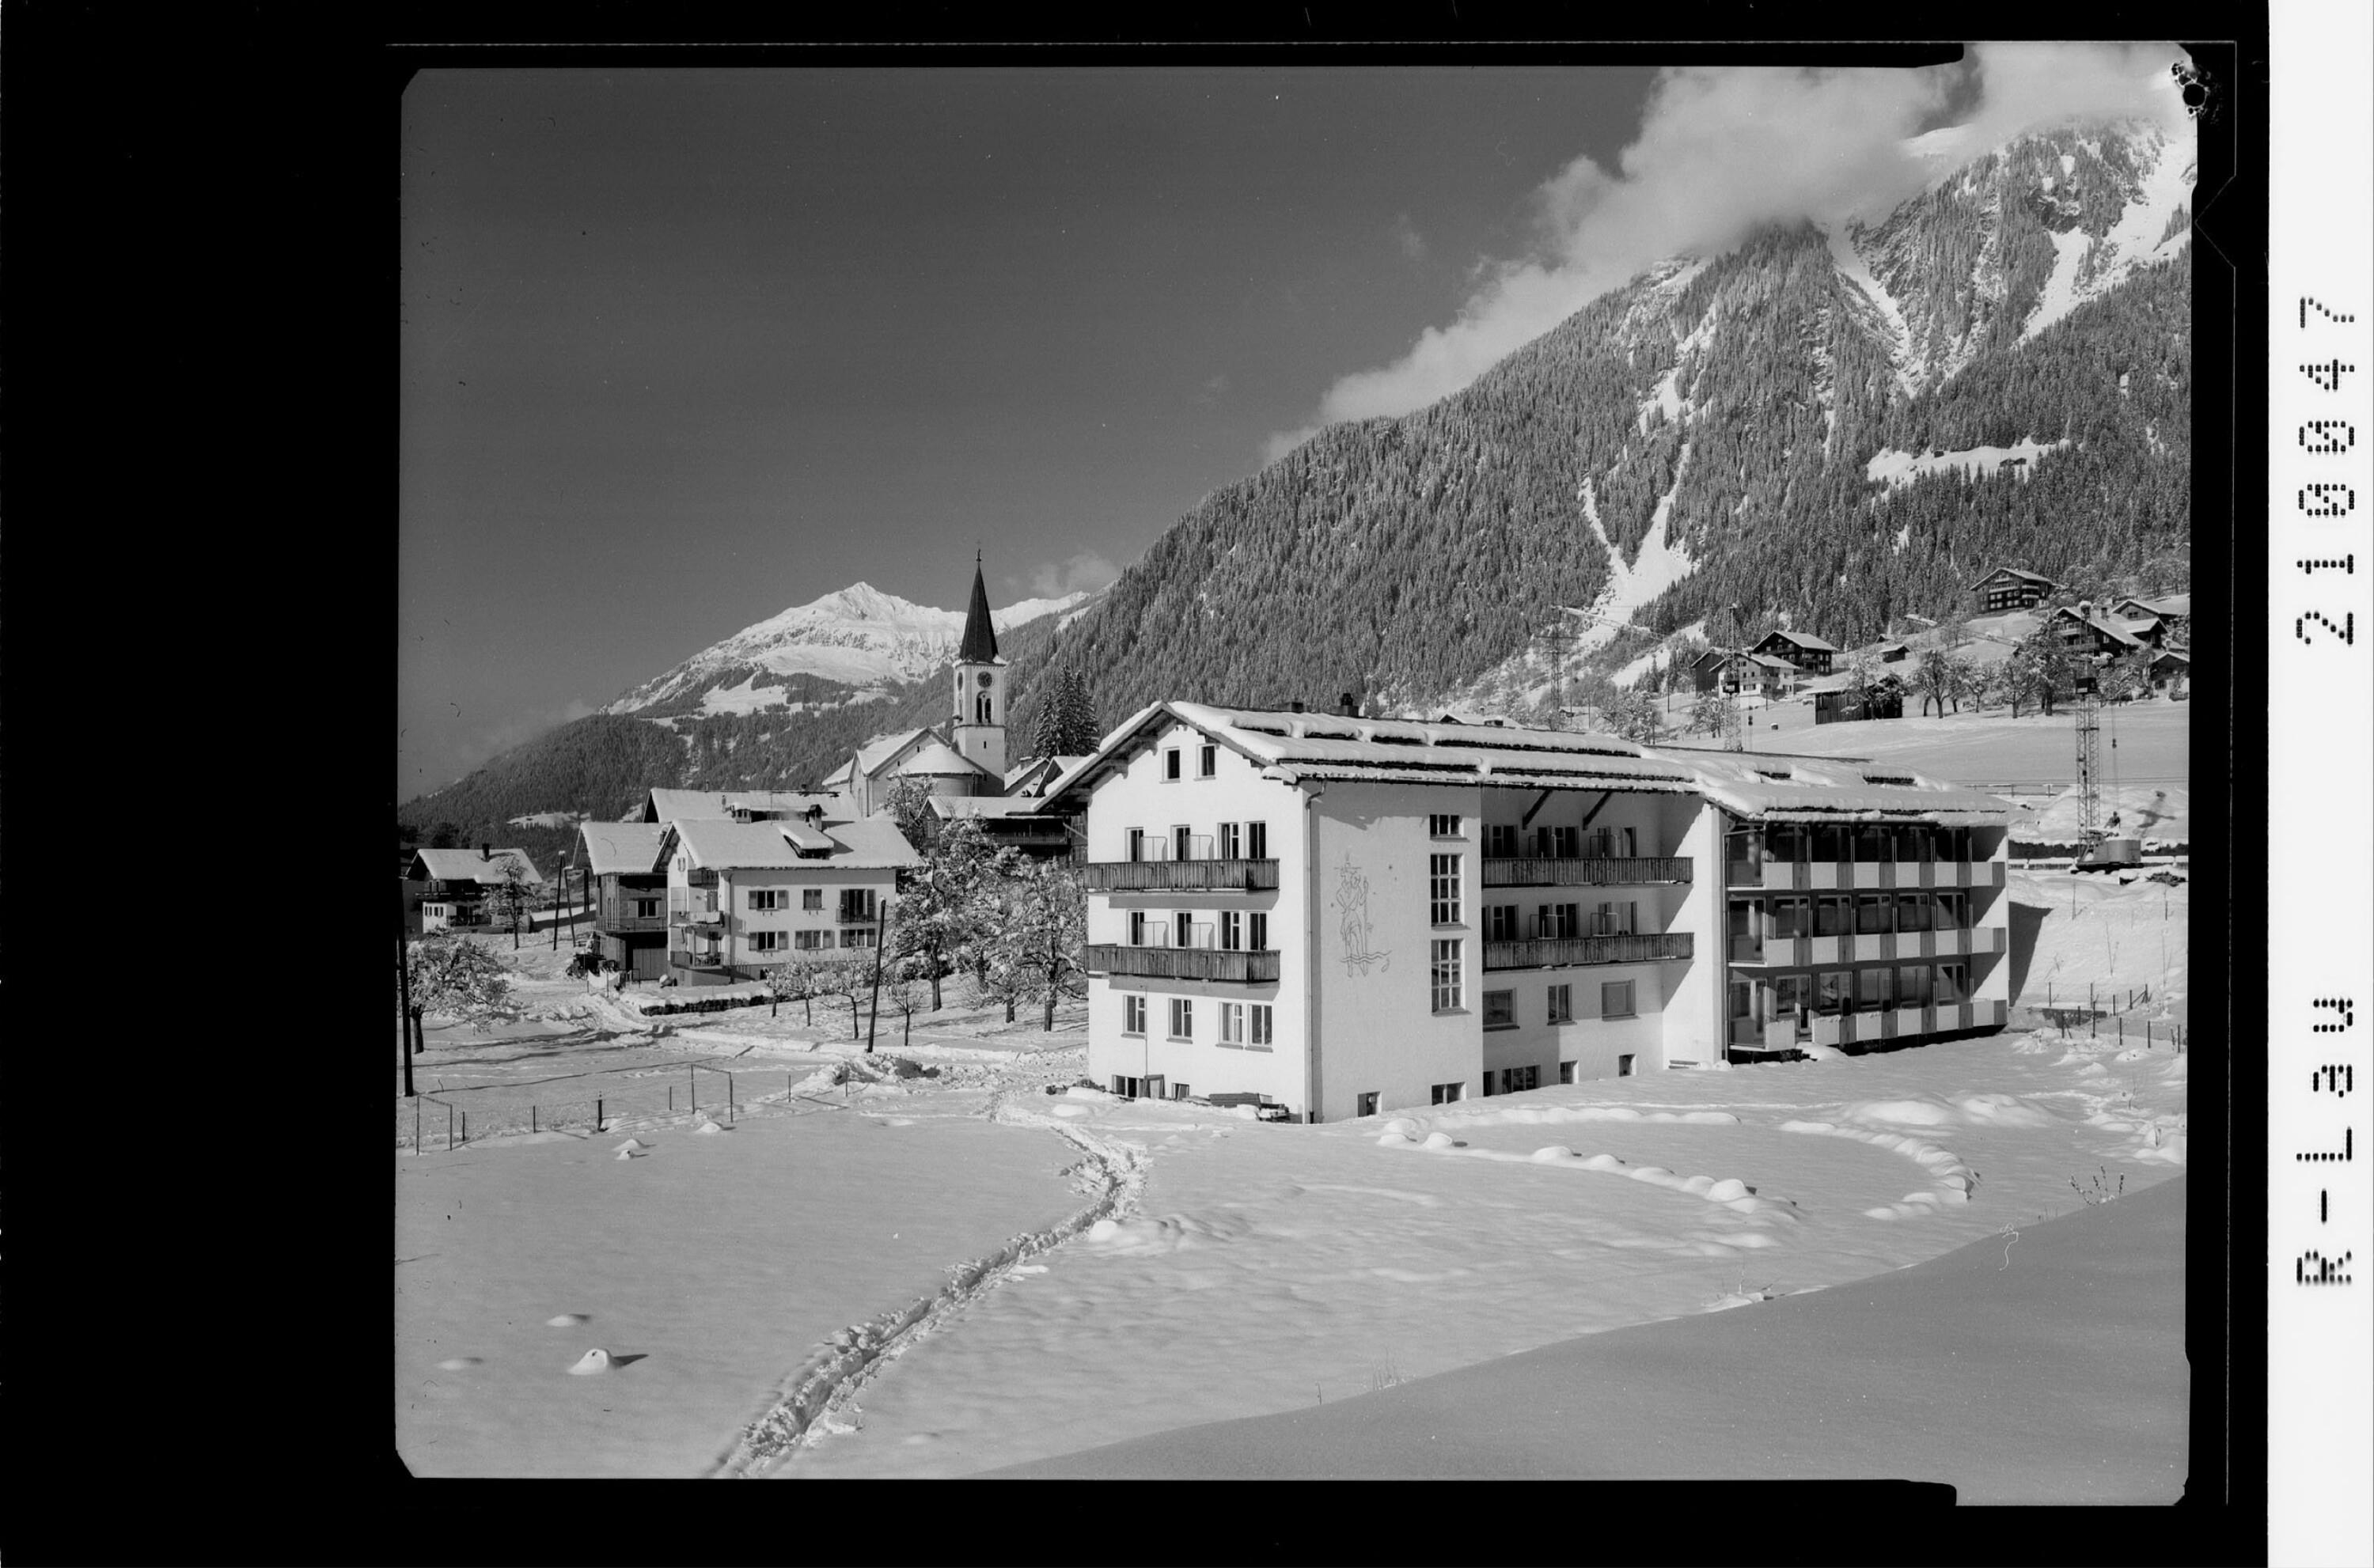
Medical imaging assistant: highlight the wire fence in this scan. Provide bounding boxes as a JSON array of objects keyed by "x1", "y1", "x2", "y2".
[
  {"x1": 398, "y1": 1060, "x2": 760, "y2": 1152},
  {"x1": 2009, "y1": 979, "x2": 2188, "y2": 1051}
]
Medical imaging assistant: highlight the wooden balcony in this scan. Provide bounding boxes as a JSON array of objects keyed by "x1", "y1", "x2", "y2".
[
  {"x1": 1085, "y1": 944, "x2": 1281, "y2": 983},
  {"x1": 1483, "y1": 931, "x2": 1693, "y2": 971},
  {"x1": 1481, "y1": 856, "x2": 1690, "y2": 888},
  {"x1": 1083, "y1": 858, "x2": 1280, "y2": 894},
  {"x1": 1730, "y1": 858, "x2": 2004, "y2": 892},
  {"x1": 597, "y1": 897, "x2": 668, "y2": 933}
]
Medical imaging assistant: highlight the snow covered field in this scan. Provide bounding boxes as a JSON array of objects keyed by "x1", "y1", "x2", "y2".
[{"x1": 397, "y1": 848, "x2": 2188, "y2": 1489}]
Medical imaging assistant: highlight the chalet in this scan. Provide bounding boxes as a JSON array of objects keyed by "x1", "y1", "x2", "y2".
[
  {"x1": 1748, "y1": 630, "x2": 1837, "y2": 679},
  {"x1": 2047, "y1": 603, "x2": 2159, "y2": 659},
  {"x1": 926, "y1": 793, "x2": 1083, "y2": 858},
  {"x1": 1037, "y1": 703, "x2": 2009, "y2": 1119},
  {"x1": 577, "y1": 822, "x2": 672, "y2": 979},
  {"x1": 1688, "y1": 648, "x2": 1736, "y2": 695},
  {"x1": 2111, "y1": 593, "x2": 2191, "y2": 643},
  {"x1": 404, "y1": 846, "x2": 544, "y2": 934},
  {"x1": 1709, "y1": 650, "x2": 1799, "y2": 699},
  {"x1": 1970, "y1": 566, "x2": 2061, "y2": 613},
  {"x1": 658, "y1": 814, "x2": 921, "y2": 985},
  {"x1": 1810, "y1": 670, "x2": 1907, "y2": 725},
  {"x1": 2148, "y1": 647, "x2": 2191, "y2": 692},
  {"x1": 640, "y1": 788, "x2": 846, "y2": 825}
]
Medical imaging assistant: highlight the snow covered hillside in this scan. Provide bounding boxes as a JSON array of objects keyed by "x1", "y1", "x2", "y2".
[{"x1": 604, "y1": 581, "x2": 1090, "y2": 718}]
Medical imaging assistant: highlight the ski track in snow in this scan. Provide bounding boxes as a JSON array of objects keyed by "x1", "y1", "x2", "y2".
[{"x1": 711, "y1": 1108, "x2": 1148, "y2": 1479}]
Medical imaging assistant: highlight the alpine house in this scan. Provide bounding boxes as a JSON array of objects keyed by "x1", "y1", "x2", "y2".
[{"x1": 1037, "y1": 704, "x2": 2012, "y2": 1122}]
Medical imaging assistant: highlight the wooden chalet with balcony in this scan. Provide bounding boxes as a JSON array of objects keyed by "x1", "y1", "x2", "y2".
[
  {"x1": 404, "y1": 845, "x2": 544, "y2": 935},
  {"x1": 575, "y1": 821, "x2": 673, "y2": 979}
]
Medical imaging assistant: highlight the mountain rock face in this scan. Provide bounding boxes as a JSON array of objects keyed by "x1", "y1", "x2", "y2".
[
  {"x1": 605, "y1": 581, "x2": 1088, "y2": 718},
  {"x1": 1044, "y1": 115, "x2": 2193, "y2": 725}
]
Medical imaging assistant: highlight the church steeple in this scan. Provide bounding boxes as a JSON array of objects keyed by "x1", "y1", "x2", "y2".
[
  {"x1": 958, "y1": 553, "x2": 999, "y2": 664},
  {"x1": 950, "y1": 552, "x2": 1007, "y2": 782}
]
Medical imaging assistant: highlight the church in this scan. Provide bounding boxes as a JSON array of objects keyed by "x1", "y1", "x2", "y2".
[{"x1": 813, "y1": 559, "x2": 1085, "y2": 857}]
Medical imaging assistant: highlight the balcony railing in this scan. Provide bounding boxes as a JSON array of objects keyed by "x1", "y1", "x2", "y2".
[
  {"x1": 1483, "y1": 932, "x2": 1693, "y2": 971},
  {"x1": 1724, "y1": 923, "x2": 2000, "y2": 966},
  {"x1": 1731, "y1": 858, "x2": 2007, "y2": 891},
  {"x1": 1481, "y1": 856, "x2": 1691, "y2": 888},
  {"x1": 1086, "y1": 945, "x2": 1281, "y2": 984},
  {"x1": 1085, "y1": 858, "x2": 1280, "y2": 894}
]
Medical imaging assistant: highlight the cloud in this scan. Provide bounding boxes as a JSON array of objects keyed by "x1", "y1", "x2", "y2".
[
  {"x1": 1267, "y1": 44, "x2": 2190, "y2": 450},
  {"x1": 477, "y1": 697, "x2": 597, "y2": 759},
  {"x1": 1022, "y1": 550, "x2": 1121, "y2": 600}
]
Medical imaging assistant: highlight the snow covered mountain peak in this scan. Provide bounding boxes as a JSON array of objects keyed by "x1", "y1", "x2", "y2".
[{"x1": 605, "y1": 580, "x2": 1091, "y2": 717}]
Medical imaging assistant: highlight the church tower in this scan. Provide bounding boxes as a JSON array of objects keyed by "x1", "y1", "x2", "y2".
[{"x1": 950, "y1": 555, "x2": 1007, "y2": 783}]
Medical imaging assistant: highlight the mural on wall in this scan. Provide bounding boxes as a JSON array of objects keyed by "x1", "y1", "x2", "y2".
[{"x1": 1333, "y1": 854, "x2": 1390, "y2": 976}]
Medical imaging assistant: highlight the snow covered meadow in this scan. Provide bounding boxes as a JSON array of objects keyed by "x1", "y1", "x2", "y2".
[{"x1": 396, "y1": 867, "x2": 2190, "y2": 1490}]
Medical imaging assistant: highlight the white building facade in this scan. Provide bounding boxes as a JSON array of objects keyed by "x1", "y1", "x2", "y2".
[{"x1": 1043, "y1": 704, "x2": 2012, "y2": 1122}]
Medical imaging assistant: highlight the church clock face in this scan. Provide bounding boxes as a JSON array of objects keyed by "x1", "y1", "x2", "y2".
[{"x1": 976, "y1": 672, "x2": 993, "y2": 688}]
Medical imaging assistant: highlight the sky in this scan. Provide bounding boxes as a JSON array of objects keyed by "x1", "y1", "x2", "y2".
[{"x1": 399, "y1": 47, "x2": 2187, "y2": 802}]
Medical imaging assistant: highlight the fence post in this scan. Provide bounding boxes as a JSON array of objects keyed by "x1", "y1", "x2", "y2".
[
  {"x1": 729, "y1": 1073, "x2": 735, "y2": 1125},
  {"x1": 690, "y1": 1064, "x2": 697, "y2": 1113},
  {"x1": 669, "y1": 1085, "x2": 673, "y2": 1112},
  {"x1": 461, "y1": 1110, "x2": 468, "y2": 1146},
  {"x1": 449, "y1": 1102, "x2": 456, "y2": 1151},
  {"x1": 415, "y1": 1099, "x2": 421, "y2": 1154},
  {"x1": 598, "y1": 1096, "x2": 604, "y2": 1131},
  {"x1": 533, "y1": 1104, "x2": 537, "y2": 1133}
]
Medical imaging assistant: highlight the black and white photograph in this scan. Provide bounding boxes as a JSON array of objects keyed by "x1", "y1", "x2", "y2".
[{"x1": 393, "y1": 40, "x2": 2230, "y2": 1506}]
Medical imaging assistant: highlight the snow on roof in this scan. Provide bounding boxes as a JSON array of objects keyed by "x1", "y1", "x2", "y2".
[
  {"x1": 1677, "y1": 753, "x2": 2008, "y2": 824},
  {"x1": 852, "y1": 729, "x2": 935, "y2": 777},
  {"x1": 1969, "y1": 565, "x2": 2060, "y2": 589},
  {"x1": 644, "y1": 788, "x2": 846, "y2": 823},
  {"x1": 575, "y1": 822, "x2": 670, "y2": 876},
  {"x1": 667, "y1": 816, "x2": 920, "y2": 870},
  {"x1": 930, "y1": 794, "x2": 1054, "y2": 819},
  {"x1": 898, "y1": 740, "x2": 992, "y2": 777},
  {"x1": 2050, "y1": 606, "x2": 2151, "y2": 648},
  {"x1": 1743, "y1": 653, "x2": 1799, "y2": 672},
  {"x1": 1759, "y1": 630, "x2": 1838, "y2": 653},
  {"x1": 410, "y1": 847, "x2": 544, "y2": 884},
  {"x1": 2118, "y1": 593, "x2": 2190, "y2": 618}
]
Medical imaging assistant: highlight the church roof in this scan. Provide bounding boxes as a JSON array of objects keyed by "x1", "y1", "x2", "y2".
[{"x1": 958, "y1": 562, "x2": 999, "y2": 663}]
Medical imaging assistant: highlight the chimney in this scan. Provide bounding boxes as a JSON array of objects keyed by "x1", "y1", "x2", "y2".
[
  {"x1": 1337, "y1": 691, "x2": 1359, "y2": 717},
  {"x1": 481, "y1": 842, "x2": 491, "y2": 861}
]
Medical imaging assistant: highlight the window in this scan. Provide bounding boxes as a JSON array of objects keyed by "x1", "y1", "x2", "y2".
[
  {"x1": 1246, "y1": 820, "x2": 1268, "y2": 859},
  {"x1": 1479, "y1": 1074, "x2": 1492, "y2": 1098},
  {"x1": 1485, "y1": 904, "x2": 1520, "y2": 941},
  {"x1": 1811, "y1": 825, "x2": 1845, "y2": 862},
  {"x1": 1617, "y1": 1054, "x2": 1636, "y2": 1077},
  {"x1": 1895, "y1": 967, "x2": 1931, "y2": 1006},
  {"x1": 802, "y1": 888, "x2": 823, "y2": 911},
  {"x1": 1219, "y1": 1002, "x2": 1245, "y2": 1044},
  {"x1": 839, "y1": 890, "x2": 877, "y2": 922},
  {"x1": 1128, "y1": 910, "x2": 1149, "y2": 946},
  {"x1": 1547, "y1": 983, "x2": 1572, "y2": 1023},
  {"x1": 634, "y1": 898, "x2": 661, "y2": 919},
  {"x1": 1173, "y1": 1082, "x2": 1191, "y2": 1100},
  {"x1": 1128, "y1": 828, "x2": 1147, "y2": 862},
  {"x1": 1483, "y1": 989, "x2": 1515, "y2": 1028},
  {"x1": 794, "y1": 930, "x2": 825, "y2": 950},
  {"x1": 1249, "y1": 911, "x2": 1269, "y2": 950},
  {"x1": 1896, "y1": 893, "x2": 1932, "y2": 932},
  {"x1": 1199, "y1": 744, "x2": 1218, "y2": 778},
  {"x1": 1250, "y1": 1004, "x2": 1273, "y2": 1046},
  {"x1": 749, "y1": 888, "x2": 785, "y2": 911},
  {"x1": 1219, "y1": 911, "x2": 1242, "y2": 950},
  {"x1": 1777, "y1": 973, "x2": 1812, "y2": 1019},
  {"x1": 1431, "y1": 1081, "x2": 1465, "y2": 1105},
  {"x1": 1772, "y1": 898, "x2": 1809, "y2": 938},
  {"x1": 1936, "y1": 892, "x2": 1966, "y2": 931},
  {"x1": 1815, "y1": 970, "x2": 1852, "y2": 1014},
  {"x1": 1428, "y1": 813, "x2": 1462, "y2": 838},
  {"x1": 1164, "y1": 748, "x2": 1182, "y2": 781},
  {"x1": 1538, "y1": 903, "x2": 1577, "y2": 940},
  {"x1": 1431, "y1": 939, "x2": 1463, "y2": 1012},
  {"x1": 1815, "y1": 897, "x2": 1850, "y2": 936},
  {"x1": 1174, "y1": 825, "x2": 1193, "y2": 862},
  {"x1": 1217, "y1": 822, "x2": 1241, "y2": 859},
  {"x1": 1123, "y1": 994, "x2": 1147, "y2": 1035},
  {"x1": 1559, "y1": 1061, "x2": 1576, "y2": 1085},
  {"x1": 1936, "y1": 964, "x2": 1970, "y2": 1005},
  {"x1": 749, "y1": 930, "x2": 786, "y2": 953},
  {"x1": 1601, "y1": 979, "x2": 1636, "y2": 1018},
  {"x1": 1593, "y1": 900, "x2": 1636, "y2": 937},
  {"x1": 1547, "y1": 825, "x2": 1579, "y2": 858},
  {"x1": 1174, "y1": 911, "x2": 1194, "y2": 949},
  {"x1": 1356, "y1": 1092, "x2": 1379, "y2": 1118},
  {"x1": 1857, "y1": 967, "x2": 1892, "y2": 1012},
  {"x1": 1856, "y1": 895, "x2": 1891, "y2": 934},
  {"x1": 1485, "y1": 824, "x2": 1519, "y2": 857},
  {"x1": 977, "y1": 692, "x2": 993, "y2": 724},
  {"x1": 1168, "y1": 997, "x2": 1193, "y2": 1039},
  {"x1": 1769, "y1": 825, "x2": 1803, "y2": 863},
  {"x1": 1429, "y1": 854, "x2": 1462, "y2": 926},
  {"x1": 841, "y1": 929, "x2": 875, "y2": 949},
  {"x1": 1498, "y1": 1065, "x2": 1539, "y2": 1095}
]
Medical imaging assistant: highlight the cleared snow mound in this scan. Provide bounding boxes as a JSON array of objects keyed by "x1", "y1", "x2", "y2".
[
  {"x1": 567, "y1": 1349, "x2": 614, "y2": 1375},
  {"x1": 1381, "y1": 1118, "x2": 1420, "y2": 1136},
  {"x1": 545, "y1": 1313, "x2": 590, "y2": 1327},
  {"x1": 693, "y1": 1119, "x2": 728, "y2": 1135},
  {"x1": 615, "y1": 1145, "x2": 641, "y2": 1161},
  {"x1": 1376, "y1": 1131, "x2": 1416, "y2": 1147},
  {"x1": 1421, "y1": 1131, "x2": 1461, "y2": 1150},
  {"x1": 1531, "y1": 1146, "x2": 1579, "y2": 1163}
]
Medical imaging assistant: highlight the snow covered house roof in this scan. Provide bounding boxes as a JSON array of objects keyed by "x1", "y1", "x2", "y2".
[
  {"x1": 1043, "y1": 702, "x2": 1703, "y2": 805},
  {"x1": 1969, "y1": 565, "x2": 2061, "y2": 590},
  {"x1": 2048, "y1": 606, "x2": 2152, "y2": 650},
  {"x1": 641, "y1": 788, "x2": 847, "y2": 824},
  {"x1": 408, "y1": 847, "x2": 544, "y2": 885},
  {"x1": 851, "y1": 728, "x2": 938, "y2": 778},
  {"x1": 2115, "y1": 593, "x2": 2190, "y2": 620},
  {"x1": 897, "y1": 740, "x2": 992, "y2": 778},
  {"x1": 1677, "y1": 754, "x2": 2010, "y2": 826},
  {"x1": 1798, "y1": 668, "x2": 1906, "y2": 697},
  {"x1": 1002, "y1": 755, "x2": 1091, "y2": 797},
  {"x1": 929, "y1": 794, "x2": 1056, "y2": 820},
  {"x1": 575, "y1": 822, "x2": 671, "y2": 876},
  {"x1": 661, "y1": 815, "x2": 921, "y2": 872},
  {"x1": 1756, "y1": 630, "x2": 1838, "y2": 654}
]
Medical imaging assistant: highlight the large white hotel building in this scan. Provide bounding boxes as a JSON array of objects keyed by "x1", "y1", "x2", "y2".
[{"x1": 1038, "y1": 703, "x2": 2012, "y2": 1122}]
